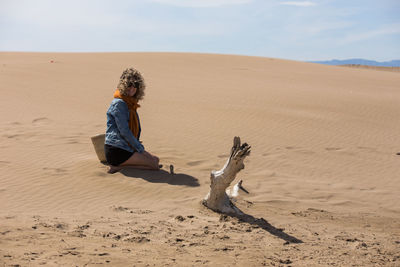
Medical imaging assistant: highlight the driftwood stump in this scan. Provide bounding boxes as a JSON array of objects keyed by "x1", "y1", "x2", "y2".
[{"x1": 203, "y1": 137, "x2": 251, "y2": 214}]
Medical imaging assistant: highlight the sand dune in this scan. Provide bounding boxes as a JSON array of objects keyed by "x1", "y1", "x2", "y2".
[
  {"x1": 341, "y1": 64, "x2": 400, "y2": 73},
  {"x1": 1, "y1": 52, "x2": 399, "y2": 266}
]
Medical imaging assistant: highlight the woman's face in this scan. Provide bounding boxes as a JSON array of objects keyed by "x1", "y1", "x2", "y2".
[{"x1": 127, "y1": 86, "x2": 137, "y2": 97}]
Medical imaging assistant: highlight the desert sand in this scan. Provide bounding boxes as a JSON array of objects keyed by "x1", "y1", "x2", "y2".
[{"x1": 0, "y1": 52, "x2": 399, "y2": 266}]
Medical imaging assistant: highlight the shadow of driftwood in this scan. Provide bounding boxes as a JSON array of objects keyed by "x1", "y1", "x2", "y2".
[
  {"x1": 213, "y1": 203, "x2": 303, "y2": 244},
  {"x1": 233, "y1": 212, "x2": 303, "y2": 244},
  {"x1": 120, "y1": 168, "x2": 200, "y2": 187}
]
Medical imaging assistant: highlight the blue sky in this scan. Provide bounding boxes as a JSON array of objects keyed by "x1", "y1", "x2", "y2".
[{"x1": 1, "y1": 0, "x2": 399, "y2": 61}]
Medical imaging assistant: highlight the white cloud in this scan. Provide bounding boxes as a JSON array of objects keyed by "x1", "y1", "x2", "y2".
[
  {"x1": 0, "y1": 0, "x2": 120, "y2": 28},
  {"x1": 339, "y1": 24, "x2": 400, "y2": 45},
  {"x1": 304, "y1": 21, "x2": 353, "y2": 35},
  {"x1": 280, "y1": 1, "x2": 316, "y2": 7},
  {"x1": 148, "y1": 0, "x2": 252, "y2": 7}
]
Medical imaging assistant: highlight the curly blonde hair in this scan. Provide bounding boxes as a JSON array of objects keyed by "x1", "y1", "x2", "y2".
[{"x1": 117, "y1": 67, "x2": 146, "y2": 101}]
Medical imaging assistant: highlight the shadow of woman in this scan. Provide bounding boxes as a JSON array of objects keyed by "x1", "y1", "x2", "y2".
[{"x1": 119, "y1": 168, "x2": 200, "y2": 187}]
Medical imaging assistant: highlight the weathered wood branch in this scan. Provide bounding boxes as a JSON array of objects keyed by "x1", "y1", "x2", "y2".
[{"x1": 202, "y1": 136, "x2": 251, "y2": 214}]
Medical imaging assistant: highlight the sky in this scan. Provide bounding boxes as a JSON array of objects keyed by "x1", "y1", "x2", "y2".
[{"x1": 0, "y1": 0, "x2": 399, "y2": 61}]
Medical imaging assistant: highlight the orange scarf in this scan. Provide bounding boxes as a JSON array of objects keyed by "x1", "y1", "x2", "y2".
[{"x1": 114, "y1": 89, "x2": 140, "y2": 139}]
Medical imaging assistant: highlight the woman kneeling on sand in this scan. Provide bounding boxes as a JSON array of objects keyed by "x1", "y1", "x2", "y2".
[{"x1": 105, "y1": 67, "x2": 160, "y2": 173}]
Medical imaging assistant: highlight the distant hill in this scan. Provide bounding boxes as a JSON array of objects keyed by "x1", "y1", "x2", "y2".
[{"x1": 310, "y1": 59, "x2": 400, "y2": 67}]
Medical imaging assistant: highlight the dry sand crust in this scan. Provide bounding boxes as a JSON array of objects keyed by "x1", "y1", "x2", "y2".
[{"x1": 0, "y1": 52, "x2": 399, "y2": 266}]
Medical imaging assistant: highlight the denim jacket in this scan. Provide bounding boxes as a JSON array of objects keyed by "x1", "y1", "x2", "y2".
[{"x1": 105, "y1": 98, "x2": 144, "y2": 153}]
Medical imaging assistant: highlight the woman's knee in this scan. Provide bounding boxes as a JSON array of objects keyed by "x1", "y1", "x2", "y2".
[
  {"x1": 144, "y1": 151, "x2": 159, "y2": 163},
  {"x1": 151, "y1": 157, "x2": 159, "y2": 167},
  {"x1": 134, "y1": 151, "x2": 159, "y2": 169},
  {"x1": 142, "y1": 153, "x2": 158, "y2": 168}
]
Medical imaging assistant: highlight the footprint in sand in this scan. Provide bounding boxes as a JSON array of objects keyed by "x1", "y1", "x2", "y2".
[
  {"x1": 285, "y1": 146, "x2": 314, "y2": 154},
  {"x1": 186, "y1": 160, "x2": 205, "y2": 166},
  {"x1": 325, "y1": 147, "x2": 355, "y2": 155},
  {"x1": 93, "y1": 171, "x2": 107, "y2": 177},
  {"x1": 297, "y1": 149, "x2": 314, "y2": 155},
  {"x1": 4, "y1": 134, "x2": 21, "y2": 139},
  {"x1": 325, "y1": 147, "x2": 342, "y2": 151},
  {"x1": 42, "y1": 167, "x2": 68, "y2": 175},
  {"x1": 357, "y1": 146, "x2": 378, "y2": 153},
  {"x1": 65, "y1": 139, "x2": 80, "y2": 145},
  {"x1": 32, "y1": 117, "x2": 51, "y2": 125}
]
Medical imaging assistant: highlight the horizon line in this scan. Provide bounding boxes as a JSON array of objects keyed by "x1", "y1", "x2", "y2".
[{"x1": 0, "y1": 50, "x2": 397, "y2": 63}]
